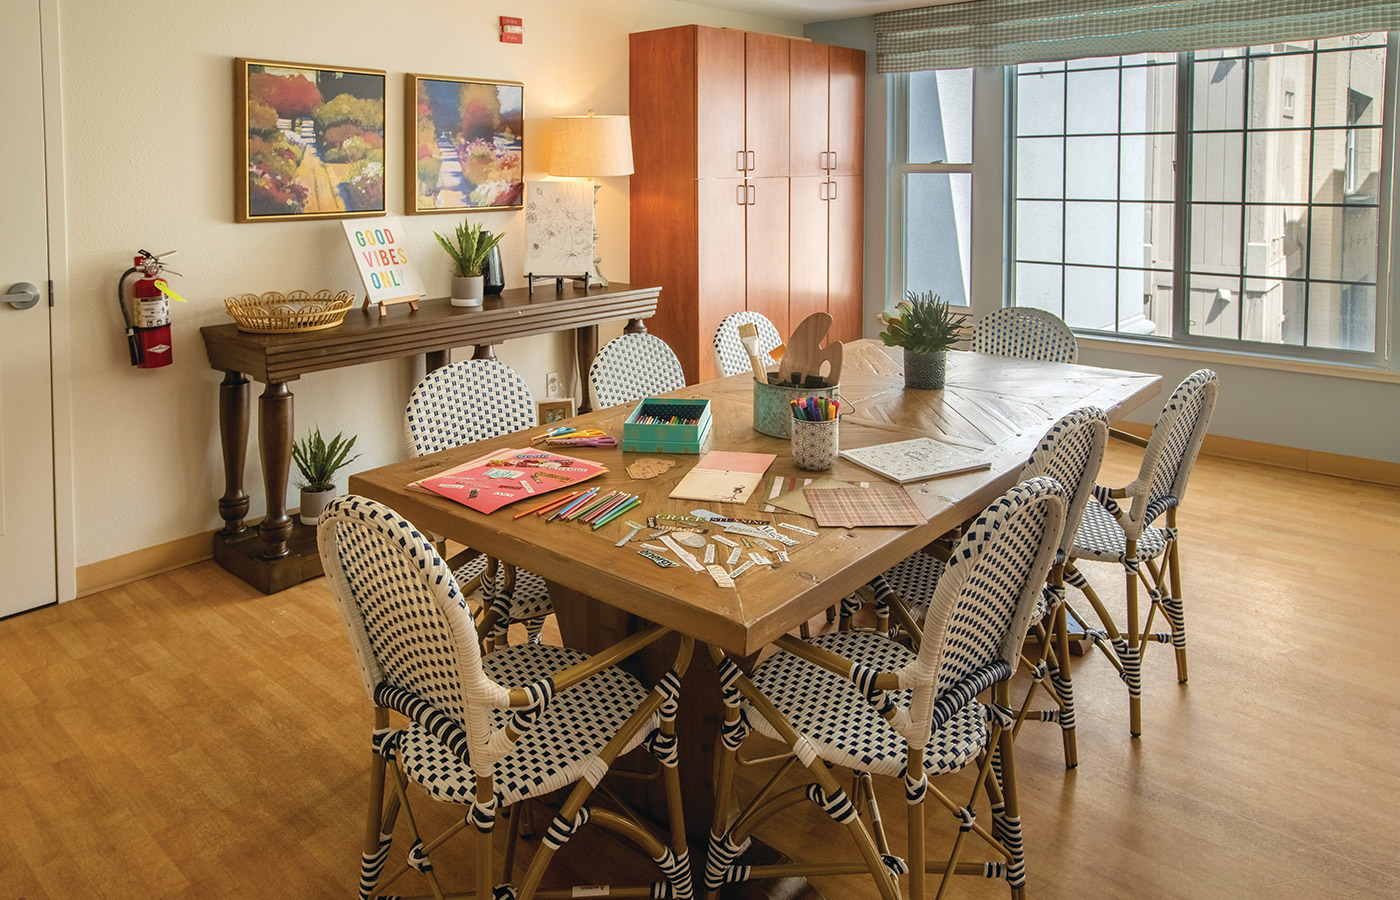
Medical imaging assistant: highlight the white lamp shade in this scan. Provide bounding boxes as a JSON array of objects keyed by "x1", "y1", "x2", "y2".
[{"x1": 549, "y1": 114, "x2": 634, "y2": 177}]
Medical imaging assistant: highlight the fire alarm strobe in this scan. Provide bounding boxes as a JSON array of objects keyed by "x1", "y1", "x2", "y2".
[{"x1": 500, "y1": 16, "x2": 522, "y2": 43}]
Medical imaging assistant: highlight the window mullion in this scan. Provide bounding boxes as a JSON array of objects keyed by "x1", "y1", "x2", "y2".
[{"x1": 1173, "y1": 51, "x2": 1193, "y2": 342}]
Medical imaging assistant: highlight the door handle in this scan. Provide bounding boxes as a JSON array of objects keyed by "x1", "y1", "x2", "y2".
[
  {"x1": 830, "y1": 151, "x2": 838, "y2": 170},
  {"x1": 828, "y1": 180, "x2": 838, "y2": 200},
  {"x1": 4, "y1": 282, "x2": 40, "y2": 310},
  {"x1": 747, "y1": 184, "x2": 756, "y2": 205},
  {"x1": 820, "y1": 151, "x2": 831, "y2": 170},
  {"x1": 819, "y1": 181, "x2": 829, "y2": 200},
  {"x1": 736, "y1": 150, "x2": 746, "y2": 172},
  {"x1": 737, "y1": 184, "x2": 747, "y2": 205},
  {"x1": 747, "y1": 150, "x2": 755, "y2": 172}
]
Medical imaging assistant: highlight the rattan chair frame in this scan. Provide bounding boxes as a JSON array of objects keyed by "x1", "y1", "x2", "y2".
[
  {"x1": 971, "y1": 307, "x2": 1078, "y2": 364},
  {"x1": 704, "y1": 479, "x2": 1066, "y2": 900},
  {"x1": 319, "y1": 496, "x2": 695, "y2": 900}
]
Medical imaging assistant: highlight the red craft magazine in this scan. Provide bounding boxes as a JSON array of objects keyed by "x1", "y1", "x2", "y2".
[{"x1": 414, "y1": 448, "x2": 608, "y2": 514}]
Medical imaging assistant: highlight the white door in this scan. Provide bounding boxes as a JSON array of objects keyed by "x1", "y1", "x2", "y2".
[{"x1": 0, "y1": 0, "x2": 57, "y2": 616}]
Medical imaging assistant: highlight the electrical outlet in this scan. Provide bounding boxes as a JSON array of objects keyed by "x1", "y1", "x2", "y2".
[{"x1": 546, "y1": 372, "x2": 561, "y2": 398}]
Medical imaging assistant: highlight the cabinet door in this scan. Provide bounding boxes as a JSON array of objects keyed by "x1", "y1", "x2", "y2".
[
  {"x1": 828, "y1": 175, "x2": 863, "y2": 343},
  {"x1": 789, "y1": 176, "x2": 829, "y2": 329},
  {"x1": 745, "y1": 177, "x2": 790, "y2": 337},
  {"x1": 744, "y1": 32, "x2": 790, "y2": 178},
  {"x1": 696, "y1": 27, "x2": 747, "y2": 179},
  {"x1": 697, "y1": 178, "x2": 749, "y2": 383},
  {"x1": 789, "y1": 41, "x2": 829, "y2": 177},
  {"x1": 828, "y1": 45, "x2": 865, "y2": 177}
]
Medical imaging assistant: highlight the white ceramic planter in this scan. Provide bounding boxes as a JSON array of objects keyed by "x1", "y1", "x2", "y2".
[
  {"x1": 299, "y1": 486, "x2": 337, "y2": 526},
  {"x1": 451, "y1": 275, "x2": 484, "y2": 307}
]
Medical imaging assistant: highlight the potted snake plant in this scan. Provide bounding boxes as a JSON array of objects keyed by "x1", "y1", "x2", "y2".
[
  {"x1": 436, "y1": 221, "x2": 505, "y2": 307},
  {"x1": 878, "y1": 291, "x2": 967, "y2": 390},
  {"x1": 293, "y1": 428, "x2": 361, "y2": 525}
]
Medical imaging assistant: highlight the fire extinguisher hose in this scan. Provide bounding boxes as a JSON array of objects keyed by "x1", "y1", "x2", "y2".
[{"x1": 117, "y1": 266, "x2": 143, "y2": 366}]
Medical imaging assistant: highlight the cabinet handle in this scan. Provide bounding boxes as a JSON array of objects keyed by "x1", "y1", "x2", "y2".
[
  {"x1": 830, "y1": 151, "x2": 838, "y2": 170},
  {"x1": 819, "y1": 181, "x2": 829, "y2": 201},
  {"x1": 747, "y1": 150, "x2": 755, "y2": 172},
  {"x1": 747, "y1": 184, "x2": 756, "y2": 205},
  {"x1": 737, "y1": 184, "x2": 746, "y2": 205},
  {"x1": 736, "y1": 150, "x2": 746, "y2": 172},
  {"x1": 829, "y1": 180, "x2": 838, "y2": 199},
  {"x1": 822, "y1": 151, "x2": 832, "y2": 170}
]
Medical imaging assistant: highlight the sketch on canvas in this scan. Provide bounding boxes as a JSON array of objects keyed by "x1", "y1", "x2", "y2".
[{"x1": 523, "y1": 180, "x2": 594, "y2": 276}]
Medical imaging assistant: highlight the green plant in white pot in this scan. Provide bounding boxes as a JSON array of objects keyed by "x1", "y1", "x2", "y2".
[
  {"x1": 436, "y1": 221, "x2": 504, "y2": 307},
  {"x1": 293, "y1": 428, "x2": 360, "y2": 525},
  {"x1": 878, "y1": 291, "x2": 967, "y2": 390}
]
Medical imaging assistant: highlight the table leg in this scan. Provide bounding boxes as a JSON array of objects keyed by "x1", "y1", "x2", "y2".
[
  {"x1": 623, "y1": 317, "x2": 648, "y2": 335},
  {"x1": 218, "y1": 370, "x2": 250, "y2": 537},
  {"x1": 258, "y1": 381, "x2": 294, "y2": 560},
  {"x1": 472, "y1": 344, "x2": 496, "y2": 360},
  {"x1": 425, "y1": 349, "x2": 450, "y2": 372},
  {"x1": 576, "y1": 324, "x2": 598, "y2": 413}
]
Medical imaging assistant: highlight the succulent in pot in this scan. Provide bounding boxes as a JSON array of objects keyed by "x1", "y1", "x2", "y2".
[
  {"x1": 292, "y1": 428, "x2": 361, "y2": 525},
  {"x1": 436, "y1": 221, "x2": 505, "y2": 307},
  {"x1": 878, "y1": 291, "x2": 967, "y2": 390}
]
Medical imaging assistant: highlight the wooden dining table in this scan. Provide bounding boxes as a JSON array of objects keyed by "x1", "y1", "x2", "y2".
[{"x1": 348, "y1": 340, "x2": 1162, "y2": 834}]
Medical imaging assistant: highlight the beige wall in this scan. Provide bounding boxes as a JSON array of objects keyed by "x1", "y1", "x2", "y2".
[{"x1": 60, "y1": 0, "x2": 798, "y2": 567}]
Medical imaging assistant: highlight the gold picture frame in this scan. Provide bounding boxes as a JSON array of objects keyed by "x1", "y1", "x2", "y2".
[
  {"x1": 235, "y1": 58, "x2": 387, "y2": 223},
  {"x1": 536, "y1": 398, "x2": 577, "y2": 425},
  {"x1": 406, "y1": 73, "x2": 524, "y2": 214}
]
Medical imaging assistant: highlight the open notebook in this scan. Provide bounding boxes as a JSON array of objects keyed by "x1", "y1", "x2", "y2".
[{"x1": 839, "y1": 437, "x2": 991, "y2": 484}]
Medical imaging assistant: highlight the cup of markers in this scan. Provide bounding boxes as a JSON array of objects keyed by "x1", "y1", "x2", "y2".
[{"x1": 789, "y1": 396, "x2": 839, "y2": 471}]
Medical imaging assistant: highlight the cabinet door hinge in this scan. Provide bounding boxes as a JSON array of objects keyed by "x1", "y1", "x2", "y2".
[{"x1": 48, "y1": 279, "x2": 54, "y2": 307}]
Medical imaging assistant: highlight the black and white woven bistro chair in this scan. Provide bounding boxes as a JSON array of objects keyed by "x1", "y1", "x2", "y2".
[
  {"x1": 587, "y1": 333, "x2": 686, "y2": 409},
  {"x1": 1064, "y1": 369, "x2": 1218, "y2": 738},
  {"x1": 859, "y1": 408, "x2": 1109, "y2": 769},
  {"x1": 405, "y1": 358, "x2": 552, "y2": 647},
  {"x1": 704, "y1": 478, "x2": 1066, "y2": 900},
  {"x1": 319, "y1": 495, "x2": 695, "y2": 900},
  {"x1": 972, "y1": 307, "x2": 1078, "y2": 364},
  {"x1": 712, "y1": 311, "x2": 782, "y2": 377}
]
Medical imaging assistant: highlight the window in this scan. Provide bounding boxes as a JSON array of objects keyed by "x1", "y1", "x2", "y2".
[
  {"x1": 1008, "y1": 33, "x2": 1393, "y2": 358},
  {"x1": 895, "y1": 68, "x2": 975, "y2": 306}
]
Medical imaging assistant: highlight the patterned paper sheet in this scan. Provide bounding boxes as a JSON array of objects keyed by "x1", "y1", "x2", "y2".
[{"x1": 804, "y1": 484, "x2": 926, "y2": 528}]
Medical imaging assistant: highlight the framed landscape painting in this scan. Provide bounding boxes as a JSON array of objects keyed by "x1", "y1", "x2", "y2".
[
  {"x1": 235, "y1": 58, "x2": 386, "y2": 222},
  {"x1": 407, "y1": 73, "x2": 524, "y2": 213}
]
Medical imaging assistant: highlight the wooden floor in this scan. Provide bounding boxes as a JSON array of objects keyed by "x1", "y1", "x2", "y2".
[{"x1": 4, "y1": 446, "x2": 1399, "y2": 899}]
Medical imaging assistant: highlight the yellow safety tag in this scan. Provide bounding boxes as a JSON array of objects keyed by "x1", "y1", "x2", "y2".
[{"x1": 153, "y1": 279, "x2": 186, "y2": 302}]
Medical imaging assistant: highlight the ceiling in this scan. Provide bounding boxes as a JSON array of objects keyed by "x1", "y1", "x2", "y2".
[{"x1": 681, "y1": 0, "x2": 936, "y2": 25}]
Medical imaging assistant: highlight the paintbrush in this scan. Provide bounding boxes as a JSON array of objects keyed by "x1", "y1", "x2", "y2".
[{"x1": 737, "y1": 322, "x2": 767, "y2": 382}]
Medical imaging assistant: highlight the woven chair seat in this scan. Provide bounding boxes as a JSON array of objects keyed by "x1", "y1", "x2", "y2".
[
  {"x1": 879, "y1": 551, "x2": 1049, "y2": 625},
  {"x1": 747, "y1": 631, "x2": 988, "y2": 777},
  {"x1": 452, "y1": 555, "x2": 554, "y2": 624},
  {"x1": 397, "y1": 643, "x2": 656, "y2": 807},
  {"x1": 1072, "y1": 500, "x2": 1168, "y2": 563}
]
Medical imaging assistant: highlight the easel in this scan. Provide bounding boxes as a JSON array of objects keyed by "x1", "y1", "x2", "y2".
[
  {"x1": 526, "y1": 272, "x2": 591, "y2": 296},
  {"x1": 362, "y1": 293, "x2": 422, "y2": 317}
]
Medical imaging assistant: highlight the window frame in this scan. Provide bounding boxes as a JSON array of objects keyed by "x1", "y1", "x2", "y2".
[{"x1": 999, "y1": 34, "x2": 1400, "y2": 366}]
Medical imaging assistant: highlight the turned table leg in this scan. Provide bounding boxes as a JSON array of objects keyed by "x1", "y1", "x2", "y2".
[
  {"x1": 258, "y1": 381, "x2": 294, "y2": 560},
  {"x1": 218, "y1": 370, "x2": 250, "y2": 537},
  {"x1": 623, "y1": 317, "x2": 648, "y2": 334},
  {"x1": 471, "y1": 344, "x2": 496, "y2": 360},
  {"x1": 576, "y1": 324, "x2": 598, "y2": 413},
  {"x1": 425, "y1": 349, "x2": 450, "y2": 372}
]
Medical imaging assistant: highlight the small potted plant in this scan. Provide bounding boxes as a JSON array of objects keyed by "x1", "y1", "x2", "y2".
[
  {"x1": 435, "y1": 221, "x2": 505, "y2": 307},
  {"x1": 292, "y1": 427, "x2": 361, "y2": 525},
  {"x1": 878, "y1": 291, "x2": 967, "y2": 390}
]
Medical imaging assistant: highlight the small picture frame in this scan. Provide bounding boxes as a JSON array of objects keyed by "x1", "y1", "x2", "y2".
[
  {"x1": 536, "y1": 398, "x2": 576, "y2": 425},
  {"x1": 407, "y1": 73, "x2": 524, "y2": 213},
  {"x1": 236, "y1": 58, "x2": 387, "y2": 222}
]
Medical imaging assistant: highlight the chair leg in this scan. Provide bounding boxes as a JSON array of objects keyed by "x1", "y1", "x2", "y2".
[
  {"x1": 475, "y1": 779, "x2": 494, "y2": 900},
  {"x1": 1165, "y1": 511, "x2": 1188, "y2": 683},
  {"x1": 1124, "y1": 540, "x2": 1143, "y2": 738},
  {"x1": 1051, "y1": 599, "x2": 1078, "y2": 768},
  {"x1": 908, "y1": 748, "x2": 927, "y2": 900},
  {"x1": 704, "y1": 708, "x2": 743, "y2": 900},
  {"x1": 993, "y1": 686, "x2": 1028, "y2": 899},
  {"x1": 360, "y1": 713, "x2": 398, "y2": 900}
]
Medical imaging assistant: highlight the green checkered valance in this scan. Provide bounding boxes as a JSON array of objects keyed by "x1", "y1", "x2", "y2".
[{"x1": 874, "y1": 0, "x2": 1400, "y2": 72}]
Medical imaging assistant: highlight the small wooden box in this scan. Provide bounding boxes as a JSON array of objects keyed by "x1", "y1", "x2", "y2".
[{"x1": 622, "y1": 398, "x2": 713, "y2": 454}]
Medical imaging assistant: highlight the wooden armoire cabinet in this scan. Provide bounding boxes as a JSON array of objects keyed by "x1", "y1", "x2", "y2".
[{"x1": 629, "y1": 25, "x2": 865, "y2": 383}]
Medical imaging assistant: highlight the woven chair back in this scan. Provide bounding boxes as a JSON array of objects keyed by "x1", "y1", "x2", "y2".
[
  {"x1": 712, "y1": 311, "x2": 782, "y2": 377},
  {"x1": 587, "y1": 333, "x2": 686, "y2": 409},
  {"x1": 1137, "y1": 369, "x2": 1218, "y2": 518},
  {"x1": 1019, "y1": 407, "x2": 1109, "y2": 559},
  {"x1": 971, "y1": 307, "x2": 1078, "y2": 364},
  {"x1": 405, "y1": 358, "x2": 537, "y2": 457},
  {"x1": 914, "y1": 478, "x2": 1065, "y2": 712}
]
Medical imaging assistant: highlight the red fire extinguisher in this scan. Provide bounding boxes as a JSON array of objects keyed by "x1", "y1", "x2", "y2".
[{"x1": 118, "y1": 249, "x2": 180, "y2": 368}]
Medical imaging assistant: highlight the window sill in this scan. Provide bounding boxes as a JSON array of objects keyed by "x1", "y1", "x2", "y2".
[{"x1": 1075, "y1": 335, "x2": 1400, "y2": 384}]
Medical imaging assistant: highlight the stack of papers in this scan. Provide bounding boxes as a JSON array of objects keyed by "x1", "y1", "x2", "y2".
[{"x1": 415, "y1": 448, "x2": 607, "y2": 514}]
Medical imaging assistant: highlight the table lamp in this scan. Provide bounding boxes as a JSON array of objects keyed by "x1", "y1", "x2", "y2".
[{"x1": 549, "y1": 111, "x2": 633, "y2": 286}]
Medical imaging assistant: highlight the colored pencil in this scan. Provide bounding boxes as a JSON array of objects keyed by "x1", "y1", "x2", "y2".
[
  {"x1": 568, "y1": 490, "x2": 618, "y2": 521},
  {"x1": 593, "y1": 496, "x2": 641, "y2": 529},
  {"x1": 546, "y1": 487, "x2": 597, "y2": 522},
  {"x1": 584, "y1": 492, "x2": 631, "y2": 524},
  {"x1": 515, "y1": 489, "x2": 579, "y2": 519}
]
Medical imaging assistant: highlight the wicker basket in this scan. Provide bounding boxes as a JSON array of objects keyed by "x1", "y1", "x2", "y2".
[{"x1": 224, "y1": 290, "x2": 355, "y2": 333}]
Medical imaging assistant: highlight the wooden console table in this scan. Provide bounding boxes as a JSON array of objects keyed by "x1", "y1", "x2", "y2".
[{"x1": 200, "y1": 283, "x2": 660, "y2": 594}]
